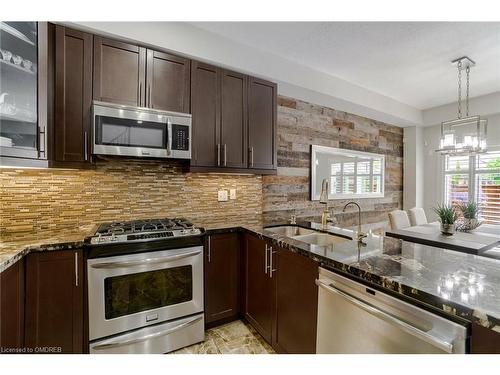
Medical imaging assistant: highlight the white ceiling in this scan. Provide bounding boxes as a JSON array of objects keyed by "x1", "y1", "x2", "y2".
[{"x1": 191, "y1": 22, "x2": 500, "y2": 110}]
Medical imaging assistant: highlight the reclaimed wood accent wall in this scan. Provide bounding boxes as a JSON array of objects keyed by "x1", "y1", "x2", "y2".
[{"x1": 262, "y1": 96, "x2": 403, "y2": 231}]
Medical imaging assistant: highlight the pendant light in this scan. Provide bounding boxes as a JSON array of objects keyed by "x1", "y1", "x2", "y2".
[{"x1": 436, "y1": 56, "x2": 487, "y2": 155}]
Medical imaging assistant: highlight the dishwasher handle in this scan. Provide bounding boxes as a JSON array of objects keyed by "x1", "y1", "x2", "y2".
[{"x1": 315, "y1": 279, "x2": 454, "y2": 354}]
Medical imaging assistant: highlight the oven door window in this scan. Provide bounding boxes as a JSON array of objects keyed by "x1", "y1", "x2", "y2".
[
  {"x1": 95, "y1": 115, "x2": 167, "y2": 149},
  {"x1": 104, "y1": 265, "x2": 193, "y2": 320}
]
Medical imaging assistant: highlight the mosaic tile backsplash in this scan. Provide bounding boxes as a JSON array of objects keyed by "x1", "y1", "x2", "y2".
[
  {"x1": 0, "y1": 95, "x2": 403, "y2": 240},
  {"x1": 0, "y1": 159, "x2": 262, "y2": 241}
]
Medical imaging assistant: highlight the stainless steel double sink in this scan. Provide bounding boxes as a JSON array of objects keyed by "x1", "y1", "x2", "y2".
[{"x1": 265, "y1": 225, "x2": 350, "y2": 246}]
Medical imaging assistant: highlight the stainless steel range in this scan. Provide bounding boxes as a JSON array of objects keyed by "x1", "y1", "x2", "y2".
[{"x1": 86, "y1": 218, "x2": 205, "y2": 354}]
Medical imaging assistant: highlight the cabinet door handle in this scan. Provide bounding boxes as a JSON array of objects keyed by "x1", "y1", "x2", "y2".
[
  {"x1": 264, "y1": 244, "x2": 268, "y2": 274},
  {"x1": 249, "y1": 147, "x2": 254, "y2": 167},
  {"x1": 224, "y1": 144, "x2": 227, "y2": 166},
  {"x1": 84, "y1": 131, "x2": 88, "y2": 161},
  {"x1": 217, "y1": 144, "x2": 221, "y2": 166},
  {"x1": 38, "y1": 125, "x2": 45, "y2": 158},
  {"x1": 207, "y1": 236, "x2": 211, "y2": 263},
  {"x1": 269, "y1": 249, "x2": 277, "y2": 278},
  {"x1": 74, "y1": 252, "x2": 79, "y2": 287},
  {"x1": 139, "y1": 82, "x2": 142, "y2": 106},
  {"x1": 148, "y1": 85, "x2": 152, "y2": 108}
]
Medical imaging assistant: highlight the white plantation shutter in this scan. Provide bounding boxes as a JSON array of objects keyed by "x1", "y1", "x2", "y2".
[
  {"x1": 328, "y1": 157, "x2": 383, "y2": 197},
  {"x1": 444, "y1": 152, "x2": 500, "y2": 225},
  {"x1": 475, "y1": 153, "x2": 500, "y2": 224}
]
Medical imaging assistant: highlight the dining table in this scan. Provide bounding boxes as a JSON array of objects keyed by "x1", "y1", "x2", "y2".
[{"x1": 385, "y1": 222, "x2": 500, "y2": 258}]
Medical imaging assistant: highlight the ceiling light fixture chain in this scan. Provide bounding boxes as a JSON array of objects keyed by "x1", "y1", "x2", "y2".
[
  {"x1": 457, "y1": 59, "x2": 462, "y2": 119},
  {"x1": 466, "y1": 65, "x2": 470, "y2": 117}
]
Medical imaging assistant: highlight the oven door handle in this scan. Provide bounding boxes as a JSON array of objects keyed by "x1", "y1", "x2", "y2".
[
  {"x1": 90, "y1": 248, "x2": 202, "y2": 269},
  {"x1": 91, "y1": 315, "x2": 203, "y2": 351}
]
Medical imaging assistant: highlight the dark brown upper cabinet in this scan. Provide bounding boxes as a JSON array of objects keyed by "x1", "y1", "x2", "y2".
[
  {"x1": 146, "y1": 50, "x2": 190, "y2": 113},
  {"x1": 190, "y1": 67, "x2": 276, "y2": 173},
  {"x1": 248, "y1": 77, "x2": 277, "y2": 171},
  {"x1": 93, "y1": 36, "x2": 146, "y2": 107},
  {"x1": 221, "y1": 70, "x2": 248, "y2": 168},
  {"x1": 190, "y1": 61, "x2": 220, "y2": 167},
  {"x1": 204, "y1": 233, "x2": 240, "y2": 326},
  {"x1": 94, "y1": 36, "x2": 191, "y2": 113},
  {"x1": 52, "y1": 25, "x2": 93, "y2": 168},
  {"x1": 0, "y1": 22, "x2": 49, "y2": 168},
  {"x1": 24, "y1": 250, "x2": 84, "y2": 354}
]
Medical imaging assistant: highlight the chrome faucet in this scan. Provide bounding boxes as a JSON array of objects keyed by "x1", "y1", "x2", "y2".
[{"x1": 342, "y1": 202, "x2": 367, "y2": 244}]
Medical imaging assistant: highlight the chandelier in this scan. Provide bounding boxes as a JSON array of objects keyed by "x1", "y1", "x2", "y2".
[{"x1": 436, "y1": 56, "x2": 487, "y2": 155}]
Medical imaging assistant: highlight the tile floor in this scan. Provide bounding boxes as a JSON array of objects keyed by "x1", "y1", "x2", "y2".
[{"x1": 172, "y1": 320, "x2": 275, "y2": 354}]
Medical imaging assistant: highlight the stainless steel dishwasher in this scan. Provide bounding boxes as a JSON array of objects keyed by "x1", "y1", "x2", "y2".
[{"x1": 316, "y1": 268, "x2": 468, "y2": 354}]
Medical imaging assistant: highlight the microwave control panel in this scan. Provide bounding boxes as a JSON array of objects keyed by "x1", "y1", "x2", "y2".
[{"x1": 171, "y1": 124, "x2": 190, "y2": 151}]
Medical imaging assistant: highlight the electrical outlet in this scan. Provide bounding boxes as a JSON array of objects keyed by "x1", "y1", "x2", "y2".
[
  {"x1": 229, "y1": 188, "x2": 236, "y2": 200},
  {"x1": 217, "y1": 190, "x2": 228, "y2": 202}
]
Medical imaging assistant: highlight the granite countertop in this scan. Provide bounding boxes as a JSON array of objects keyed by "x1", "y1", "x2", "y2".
[
  {"x1": 2, "y1": 220, "x2": 500, "y2": 334},
  {"x1": 0, "y1": 224, "x2": 97, "y2": 273},
  {"x1": 241, "y1": 222, "x2": 500, "y2": 332}
]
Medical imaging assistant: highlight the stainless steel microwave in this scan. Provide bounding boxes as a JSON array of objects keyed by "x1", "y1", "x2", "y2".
[{"x1": 92, "y1": 101, "x2": 191, "y2": 159}]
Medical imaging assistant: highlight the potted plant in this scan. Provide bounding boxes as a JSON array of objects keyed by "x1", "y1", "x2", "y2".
[
  {"x1": 457, "y1": 201, "x2": 482, "y2": 232},
  {"x1": 433, "y1": 204, "x2": 458, "y2": 235}
]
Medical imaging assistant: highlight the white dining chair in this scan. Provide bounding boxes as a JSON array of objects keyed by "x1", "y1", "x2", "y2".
[
  {"x1": 388, "y1": 210, "x2": 411, "y2": 230},
  {"x1": 409, "y1": 207, "x2": 428, "y2": 226}
]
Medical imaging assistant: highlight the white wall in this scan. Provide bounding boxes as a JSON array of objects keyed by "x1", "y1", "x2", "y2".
[
  {"x1": 422, "y1": 113, "x2": 500, "y2": 221},
  {"x1": 403, "y1": 126, "x2": 424, "y2": 210},
  {"x1": 423, "y1": 92, "x2": 500, "y2": 126}
]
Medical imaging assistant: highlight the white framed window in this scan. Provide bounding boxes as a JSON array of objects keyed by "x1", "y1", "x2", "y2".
[
  {"x1": 444, "y1": 151, "x2": 500, "y2": 225},
  {"x1": 312, "y1": 145, "x2": 385, "y2": 200}
]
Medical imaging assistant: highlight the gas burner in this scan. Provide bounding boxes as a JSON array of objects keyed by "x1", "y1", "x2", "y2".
[
  {"x1": 141, "y1": 223, "x2": 158, "y2": 231},
  {"x1": 107, "y1": 227, "x2": 125, "y2": 234},
  {"x1": 90, "y1": 217, "x2": 202, "y2": 245}
]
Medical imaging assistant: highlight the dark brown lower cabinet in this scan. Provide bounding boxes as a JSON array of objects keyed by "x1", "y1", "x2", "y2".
[
  {"x1": 243, "y1": 234, "x2": 274, "y2": 343},
  {"x1": 204, "y1": 233, "x2": 240, "y2": 326},
  {"x1": 0, "y1": 259, "x2": 25, "y2": 350},
  {"x1": 24, "y1": 250, "x2": 84, "y2": 353},
  {"x1": 273, "y1": 246, "x2": 318, "y2": 354},
  {"x1": 471, "y1": 323, "x2": 500, "y2": 354},
  {"x1": 243, "y1": 233, "x2": 318, "y2": 352}
]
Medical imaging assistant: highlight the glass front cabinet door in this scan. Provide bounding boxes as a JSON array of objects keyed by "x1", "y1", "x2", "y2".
[{"x1": 0, "y1": 22, "x2": 47, "y2": 167}]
